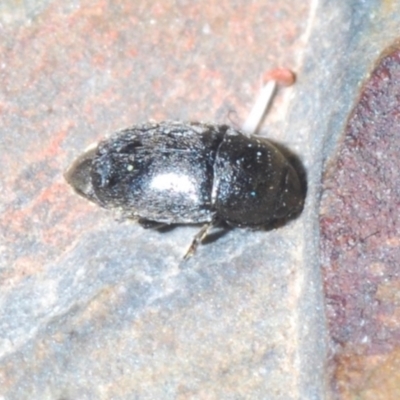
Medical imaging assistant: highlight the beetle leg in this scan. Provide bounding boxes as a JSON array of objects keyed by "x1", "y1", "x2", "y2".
[
  {"x1": 183, "y1": 218, "x2": 218, "y2": 260},
  {"x1": 138, "y1": 218, "x2": 171, "y2": 231}
]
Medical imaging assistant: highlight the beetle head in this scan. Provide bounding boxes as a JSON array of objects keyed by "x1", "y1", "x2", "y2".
[{"x1": 273, "y1": 163, "x2": 304, "y2": 220}]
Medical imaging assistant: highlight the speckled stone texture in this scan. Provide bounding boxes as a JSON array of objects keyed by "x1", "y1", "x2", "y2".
[
  {"x1": 321, "y1": 45, "x2": 400, "y2": 399},
  {"x1": 2, "y1": 0, "x2": 400, "y2": 399}
]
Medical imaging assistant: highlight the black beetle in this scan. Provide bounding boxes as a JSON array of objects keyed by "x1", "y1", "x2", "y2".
[{"x1": 65, "y1": 121, "x2": 304, "y2": 258}]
